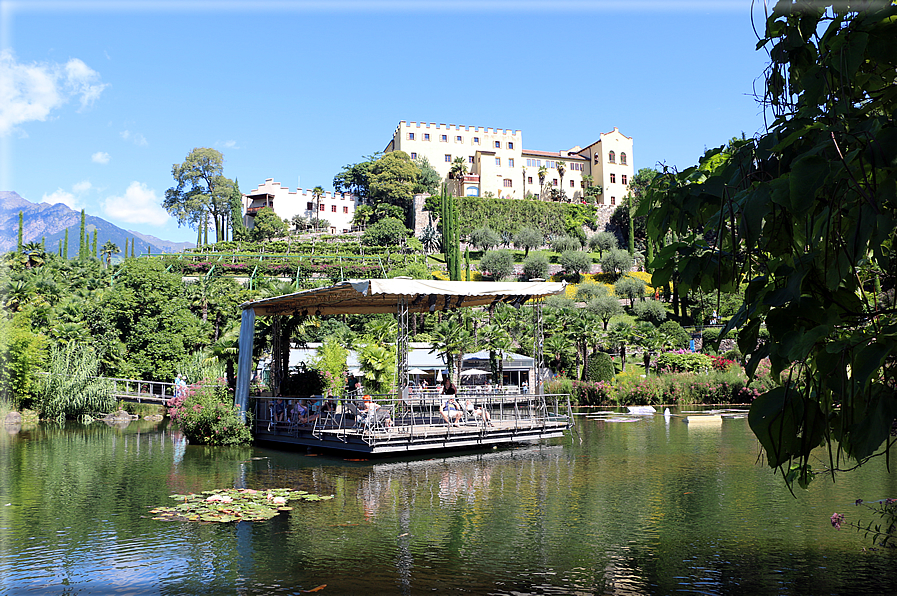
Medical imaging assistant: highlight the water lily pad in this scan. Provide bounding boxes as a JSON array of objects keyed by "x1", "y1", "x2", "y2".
[{"x1": 149, "y1": 487, "x2": 331, "y2": 524}]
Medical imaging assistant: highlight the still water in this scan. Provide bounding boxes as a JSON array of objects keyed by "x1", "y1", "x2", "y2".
[{"x1": 1, "y1": 409, "x2": 896, "y2": 595}]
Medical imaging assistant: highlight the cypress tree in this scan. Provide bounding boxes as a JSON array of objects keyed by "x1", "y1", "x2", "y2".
[
  {"x1": 17, "y1": 211, "x2": 23, "y2": 251},
  {"x1": 92, "y1": 229, "x2": 98, "y2": 257},
  {"x1": 63, "y1": 229, "x2": 69, "y2": 259},
  {"x1": 58, "y1": 239, "x2": 63, "y2": 257},
  {"x1": 79, "y1": 209, "x2": 86, "y2": 260}
]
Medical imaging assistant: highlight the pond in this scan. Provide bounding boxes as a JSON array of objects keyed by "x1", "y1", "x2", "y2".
[{"x1": 1, "y1": 409, "x2": 895, "y2": 595}]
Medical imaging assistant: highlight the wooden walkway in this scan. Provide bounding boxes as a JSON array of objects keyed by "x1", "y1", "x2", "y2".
[{"x1": 106, "y1": 377, "x2": 176, "y2": 404}]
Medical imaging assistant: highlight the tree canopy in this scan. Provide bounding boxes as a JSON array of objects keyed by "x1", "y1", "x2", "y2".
[
  {"x1": 164, "y1": 148, "x2": 235, "y2": 244},
  {"x1": 640, "y1": 1, "x2": 897, "y2": 489}
]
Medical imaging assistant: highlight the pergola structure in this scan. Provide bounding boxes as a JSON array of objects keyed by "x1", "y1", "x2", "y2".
[{"x1": 234, "y1": 278, "x2": 566, "y2": 418}]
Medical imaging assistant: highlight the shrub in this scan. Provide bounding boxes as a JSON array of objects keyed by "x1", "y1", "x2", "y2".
[
  {"x1": 600, "y1": 248, "x2": 633, "y2": 277},
  {"x1": 513, "y1": 227, "x2": 543, "y2": 255},
  {"x1": 633, "y1": 299, "x2": 667, "y2": 325},
  {"x1": 571, "y1": 380, "x2": 613, "y2": 405},
  {"x1": 361, "y1": 217, "x2": 409, "y2": 246},
  {"x1": 586, "y1": 352, "x2": 614, "y2": 383},
  {"x1": 560, "y1": 250, "x2": 593, "y2": 276},
  {"x1": 575, "y1": 283, "x2": 607, "y2": 302},
  {"x1": 522, "y1": 251, "x2": 550, "y2": 280},
  {"x1": 545, "y1": 376, "x2": 573, "y2": 396},
  {"x1": 544, "y1": 295, "x2": 575, "y2": 309},
  {"x1": 654, "y1": 351, "x2": 713, "y2": 373},
  {"x1": 614, "y1": 275, "x2": 646, "y2": 306},
  {"x1": 588, "y1": 231, "x2": 618, "y2": 254},
  {"x1": 469, "y1": 227, "x2": 502, "y2": 251},
  {"x1": 479, "y1": 249, "x2": 515, "y2": 280},
  {"x1": 587, "y1": 294, "x2": 624, "y2": 329},
  {"x1": 551, "y1": 235, "x2": 582, "y2": 253},
  {"x1": 167, "y1": 380, "x2": 252, "y2": 446},
  {"x1": 659, "y1": 321, "x2": 690, "y2": 349}
]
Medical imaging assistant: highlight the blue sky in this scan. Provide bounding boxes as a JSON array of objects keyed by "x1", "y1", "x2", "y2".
[{"x1": 1, "y1": 0, "x2": 773, "y2": 243}]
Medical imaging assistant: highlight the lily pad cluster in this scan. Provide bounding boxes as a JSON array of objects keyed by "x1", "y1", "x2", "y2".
[{"x1": 148, "y1": 488, "x2": 333, "y2": 523}]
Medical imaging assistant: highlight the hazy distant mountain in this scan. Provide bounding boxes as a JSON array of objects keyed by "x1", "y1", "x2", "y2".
[{"x1": 0, "y1": 191, "x2": 193, "y2": 255}]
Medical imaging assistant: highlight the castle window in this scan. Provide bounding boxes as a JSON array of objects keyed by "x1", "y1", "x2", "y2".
[
  {"x1": 508, "y1": 158, "x2": 514, "y2": 168},
  {"x1": 608, "y1": 151, "x2": 616, "y2": 163},
  {"x1": 306, "y1": 202, "x2": 312, "y2": 210},
  {"x1": 503, "y1": 179, "x2": 513, "y2": 188},
  {"x1": 495, "y1": 157, "x2": 501, "y2": 166},
  {"x1": 610, "y1": 173, "x2": 616, "y2": 183},
  {"x1": 320, "y1": 204, "x2": 325, "y2": 211},
  {"x1": 570, "y1": 180, "x2": 574, "y2": 188},
  {"x1": 343, "y1": 206, "x2": 349, "y2": 213},
  {"x1": 441, "y1": 134, "x2": 447, "y2": 142},
  {"x1": 611, "y1": 196, "x2": 616, "y2": 205},
  {"x1": 552, "y1": 179, "x2": 558, "y2": 186},
  {"x1": 445, "y1": 154, "x2": 451, "y2": 162},
  {"x1": 622, "y1": 174, "x2": 628, "y2": 185},
  {"x1": 331, "y1": 205, "x2": 337, "y2": 212},
  {"x1": 473, "y1": 137, "x2": 480, "y2": 144},
  {"x1": 424, "y1": 133, "x2": 430, "y2": 141},
  {"x1": 594, "y1": 154, "x2": 599, "y2": 164},
  {"x1": 408, "y1": 132, "x2": 415, "y2": 140},
  {"x1": 410, "y1": 152, "x2": 417, "y2": 159},
  {"x1": 508, "y1": 141, "x2": 514, "y2": 150},
  {"x1": 620, "y1": 152, "x2": 627, "y2": 165},
  {"x1": 468, "y1": 155, "x2": 474, "y2": 164},
  {"x1": 456, "y1": 135, "x2": 462, "y2": 142},
  {"x1": 494, "y1": 141, "x2": 501, "y2": 149},
  {"x1": 528, "y1": 176, "x2": 533, "y2": 184}
]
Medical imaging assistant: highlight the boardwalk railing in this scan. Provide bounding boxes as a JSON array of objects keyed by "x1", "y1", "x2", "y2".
[{"x1": 106, "y1": 377, "x2": 176, "y2": 404}]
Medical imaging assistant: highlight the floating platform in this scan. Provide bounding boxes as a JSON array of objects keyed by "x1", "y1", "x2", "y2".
[{"x1": 250, "y1": 394, "x2": 571, "y2": 455}]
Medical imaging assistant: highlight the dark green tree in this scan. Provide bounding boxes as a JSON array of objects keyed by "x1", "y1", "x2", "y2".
[
  {"x1": 641, "y1": 1, "x2": 897, "y2": 488},
  {"x1": 78, "y1": 209, "x2": 86, "y2": 261},
  {"x1": 479, "y1": 249, "x2": 515, "y2": 281},
  {"x1": 17, "y1": 211, "x2": 23, "y2": 251},
  {"x1": 361, "y1": 217, "x2": 409, "y2": 247},
  {"x1": 250, "y1": 207, "x2": 288, "y2": 242}
]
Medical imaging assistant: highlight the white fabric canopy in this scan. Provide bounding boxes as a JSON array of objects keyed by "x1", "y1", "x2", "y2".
[{"x1": 243, "y1": 278, "x2": 566, "y2": 316}]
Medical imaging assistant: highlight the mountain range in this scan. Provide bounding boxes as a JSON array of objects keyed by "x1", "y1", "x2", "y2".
[{"x1": 0, "y1": 191, "x2": 193, "y2": 255}]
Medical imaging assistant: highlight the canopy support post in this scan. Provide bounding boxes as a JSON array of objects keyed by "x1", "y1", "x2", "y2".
[
  {"x1": 235, "y1": 307, "x2": 256, "y2": 422},
  {"x1": 396, "y1": 295, "x2": 409, "y2": 398},
  {"x1": 533, "y1": 298, "x2": 545, "y2": 397}
]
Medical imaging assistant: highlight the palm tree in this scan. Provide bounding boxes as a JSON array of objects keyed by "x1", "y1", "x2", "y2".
[
  {"x1": 312, "y1": 185, "x2": 325, "y2": 229},
  {"x1": 556, "y1": 161, "x2": 567, "y2": 201},
  {"x1": 449, "y1": 156, "x2": 468, "y2": 197},
  {"x1": 19, "y1": 242, "x2": 47, "y2": 269},
  {"x1": 100, "y1": 240, "x2": 120, "y2": 269},
  {"x1": 538, "y1": 166, "x2": 547, "y2": 200}
]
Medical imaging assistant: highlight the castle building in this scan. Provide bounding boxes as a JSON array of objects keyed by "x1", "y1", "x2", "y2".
[
  {"x1": 384, "y1": 121, "x2": 633, "y2": 205},
  {"x1": 242, "y1": 122, "x2": 634, "y2": 236}
]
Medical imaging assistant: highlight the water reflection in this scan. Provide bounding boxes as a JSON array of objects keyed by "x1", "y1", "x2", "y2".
[{"x1": 1, "y1": 413, "x2": 897, "y2": 594}]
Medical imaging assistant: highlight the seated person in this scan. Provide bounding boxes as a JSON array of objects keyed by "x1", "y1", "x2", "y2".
[
  {"x1": 440, "y1": 396, "x2": 463, "y2": 425},
  {"x1": 322, "y1": 398, "x2": 336, "y2": 414},
  {"x1": 360, "y1": 396, "x2": 391, "y2": 428},
  {"x1": 292, "y1": 400, "x2": 319, "y2": 425},
  {"x1": 273, "y1": 398, "x2": 287, "y2": 422},
  {"x1": 465, "y1": 400, "x2": 494, "y2": 426}
]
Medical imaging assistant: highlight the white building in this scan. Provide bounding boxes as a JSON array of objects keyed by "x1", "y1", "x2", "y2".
[{"x1": 242, "y1": 179, "x2": 360, "y2": 235}]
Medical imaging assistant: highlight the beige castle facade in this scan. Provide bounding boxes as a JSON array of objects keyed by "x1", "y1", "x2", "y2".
[{"x1": 384, "y1": 121, "x2": 634, "y2": 206}]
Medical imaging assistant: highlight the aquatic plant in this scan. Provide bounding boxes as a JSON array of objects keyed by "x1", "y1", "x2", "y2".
[
  {"x1": 37, "y1": 343, "x2": 114, "y2": 420},
  {"x1": 148, "y1": 488, "x2": 333, "y2": 523}
]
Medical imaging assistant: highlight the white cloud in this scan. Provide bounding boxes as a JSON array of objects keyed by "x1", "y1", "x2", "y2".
[
  {"x1": 91, "y1": 151, "x2": 110, "y2": 164},
  {"x1": 0, "y1": 50, "x2": 107, "y2": 136},
  {"x1": 72, "y1": 180, "x2": 93, "y2": 193},
  {"x1": 42, "y1": 188, "x2": 80, "y2": 210},
  {"x1": 103, "y1": 181, "x2": 169, "y2": 226},
  {"x1": 120, "y1": 129, "x2": 148, "y2": 146},
  {"x1": 222, "y1": 140, "x2": 238, "y2": 149}
]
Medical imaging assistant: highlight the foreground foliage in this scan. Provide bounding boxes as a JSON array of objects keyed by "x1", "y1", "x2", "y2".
[
  {"x1": 641, "y1": 2, "x2": 897, "y2": 489},
  {"x1": 167, "y1": 379, "x2": 252, "y2": 445},
  {"x1": 149, "y1": 488, "x2": 333, "y2": 523}
]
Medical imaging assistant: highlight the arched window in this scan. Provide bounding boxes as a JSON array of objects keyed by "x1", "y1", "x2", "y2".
[
  {"x1": 594, "y1": 154, "x2": 599, "y2": 165},
  {"x1": 620, "y1": 152, "x2": 627, "y2": 165},
  {"x1": 608, "y1": 151, "x2": 616, "y2": 163}
]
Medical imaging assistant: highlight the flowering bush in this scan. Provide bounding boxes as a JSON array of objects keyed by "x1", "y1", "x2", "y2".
[
  {"x1": 710, "y1": 355, "x2": 737, "y2": 371},
  {"x1": 167, "y1": 379, "x2": 251, "y2": 446}
]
